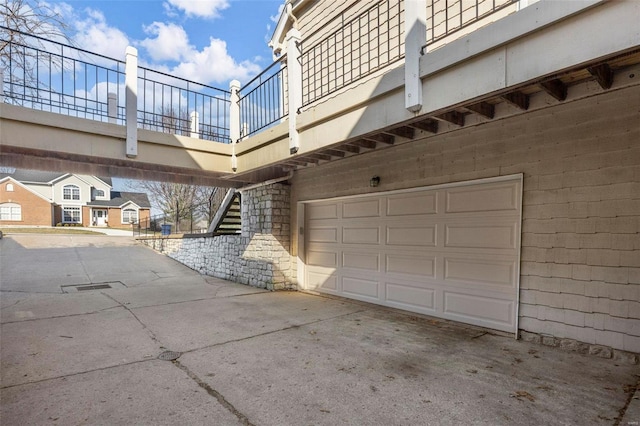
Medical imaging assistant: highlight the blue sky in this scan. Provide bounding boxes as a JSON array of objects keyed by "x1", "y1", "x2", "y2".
[{"x1": 50, "y1": 0, "x2": 284, "y2": 87}]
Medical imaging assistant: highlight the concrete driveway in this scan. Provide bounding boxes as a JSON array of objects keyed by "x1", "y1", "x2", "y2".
[{"x1": 1, "y1": 234, "x2": 638, "y2": 425}]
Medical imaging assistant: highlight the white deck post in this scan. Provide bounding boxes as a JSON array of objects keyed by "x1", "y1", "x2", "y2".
[
  {"x1": 229, "y1": 79, "x2": 241, "y2": 172},
  {"x1": 286, "y1": 28, "x2": 302, "y2": 154},
  {"x1": 125, "y1": 46, "x2": 138, "y2": 158},
  {"x1": 107, "y1": 92, "x2": 117, "y2": 124},
  {"x1": 190, "y1": 111, "x2": 200, "y2": 138},
  {"x1": 405, "y1": 0, "x2": 427, "y2": 112}
]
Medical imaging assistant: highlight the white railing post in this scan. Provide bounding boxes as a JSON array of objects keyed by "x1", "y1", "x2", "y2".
[
  {"x1": 107, "y1": 92, "x2": 117, "y2": 124},
  {"x1": 190, "y1": 111, "x2": 200, "y2": 138},
  {"x1": 405, "y1": 0, "x2": 427, "y2": 112},
  {"x1": 229, "y1": 79, "x2": 241, "y2": 172},
  {"x1": 285, "y1": 28, "x2": 302, "y2": 154},
  {"x1": 125, "y1": 46, "x2": 138, "y2": 158}
]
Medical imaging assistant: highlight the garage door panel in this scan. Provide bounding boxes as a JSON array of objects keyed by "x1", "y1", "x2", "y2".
[
  {"x1": 385, "y1": 253, "x2": 436, "y2": 278},
  {"x1": 307, "y1": 250, "x2": 338, "y2": 267},
  {"x1": 444, "y1": 222, "x2": 517, "y2": 249},
  {"x1": 308, "y1": 227, "x2": 339, "y2": 243},
  {"x1": 444, "y1": 256, "x2": 517, "y2": 288},
  {"x1": 307, "y1": 203, "x2": 338, "y2": 219},
  {"x1": 343, "y1": 199, "x2": 381, "y2": 218},
  {"x1": 342, "y1": 277, "x2": 379, "y2": 299},
  {"x1": 386, "y1": 225, "x2": 437, "y2": 247},
  {"x1": 343, "y1": 227, "x2": 380, "y2": 244},
  {"x1": 343, "y1": 252, "x2": 380, "y2": 271},
  {"x1": 445, "y1": 182, "x2": 519, "y2": 213},
  {"x1": 307, "y1": 270, "x2": 338, "y2": 292},
  {"x1": 386, "y1": 192, "x2": 438, "y2": 216},
  {"x1": 386, "y1": 282, "x2": 436, "y2": 310},
  {"x1": 443, "y1": 291, "x2": 515, "y2": 331}
]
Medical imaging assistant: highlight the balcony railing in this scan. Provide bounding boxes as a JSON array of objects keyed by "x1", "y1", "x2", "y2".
[
  {"x1": 1, "y1": 1, "x2": 521, "y2": 145},
  {"x1": 137, "y1": 67, "x2": 230, "y2": 143},
  {"x1": 0, "y1": 27, "x2": 126, "y2": 122},
  {"x1": 238, "y1": 58, "x2": 288, "y2": 139}
]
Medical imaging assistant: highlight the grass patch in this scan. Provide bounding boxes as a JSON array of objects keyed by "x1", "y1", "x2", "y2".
[{"x1": 0, "y1": 228, "x2": 102, "y2": 235}]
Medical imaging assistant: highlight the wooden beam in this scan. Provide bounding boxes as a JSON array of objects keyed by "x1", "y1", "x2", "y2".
[
  {"x1": 306, "y1": 152, "x2": 332, "y2": 161},
  {"x1": 384, "y1": 126, "x2": 415, "y2": 139},
  {"x1": 322, "y1": 149, "x2": 346, "y2": 158},
  {"x1": 540, "y1": 79, "x2": 567, "y2": 101},
  {"x1": 282, "y1": 158, "x2": 310, "y2": 166},
  {"x1": 409, "y1": 118, "x2": 438, "y2": 134},
  {"x1": 347, "y1": 139, "x2": 377, "y2": 150},
  {"x1": 502, "y1": 91, "x2": 529, "y2": 110},
  {"x1": 438, "y1": 111, "x2": 465, "y2": 127},
  {"x1": 363, "y1": 133, "x2": 395, "y2": 145},
  {"x1": 588, "y1": 64, "x2": 613, "y2": 90},
  {"x1": 333, "y1": 144, "x2": 360, "y2": 154},
  {"x1": 465, "y1": 102, "x2": 495, "y2": 119}
]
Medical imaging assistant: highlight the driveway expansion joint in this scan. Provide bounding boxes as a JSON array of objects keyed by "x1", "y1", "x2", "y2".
[{"x1": 173, "y1": 360, "x2": 254, "y2": 426}]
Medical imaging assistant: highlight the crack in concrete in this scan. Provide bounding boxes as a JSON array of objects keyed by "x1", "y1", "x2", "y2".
[
  {"x1": 173, "y1": 360, "x2": 255, "y2": 426},
  {"x1": 614, "y1": 378, "x2": 640, "y2": 426},
  {"x1": 0, "y1": 305, "x2": 123, "y2": 325},
  {"x1": 180, "y1": 308, "x2": 370, "y2": 355},
  {"x1": 101, "y1": 293, "x2": 162, "y2": 346},
  {"x1": 0, "y1": 358, "x2": 152, "y2": 390}
]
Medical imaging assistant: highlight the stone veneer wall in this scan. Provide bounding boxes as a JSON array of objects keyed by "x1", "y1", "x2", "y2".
[{"x1": 140, "y1": 183, "x2": 295, "y2": 290}]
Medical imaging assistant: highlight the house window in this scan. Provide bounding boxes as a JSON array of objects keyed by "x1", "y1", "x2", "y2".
[
  {"x1": 0, "y1": 203, "x2": 21, "y2": 221},
  {"x1": 122, "y1": 208, "x2": 138, "y2": 224},
  {"x1": 63, "y1": 207, "x2": 81, "y2": 223},
  {"x1": 6, "y1": 183, "x2": 14, "y2": 192},
  {"x1": 63, "y1": 185, "x2": 80, "y2": 201},
  {"x1": 95, "y1": 189, "x2": 105, "y2": 198}
]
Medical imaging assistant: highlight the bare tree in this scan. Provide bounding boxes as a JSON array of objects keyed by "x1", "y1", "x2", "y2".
[{"x1": 1, "y1": 0, "x2": 72, "y2": 87}]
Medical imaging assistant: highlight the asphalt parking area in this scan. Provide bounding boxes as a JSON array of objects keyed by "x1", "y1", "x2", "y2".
[{"x1": 1, "y1": 235, "x2": 638, "y2": 425}]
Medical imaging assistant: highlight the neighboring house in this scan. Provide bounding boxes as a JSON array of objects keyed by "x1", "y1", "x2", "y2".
[{"x1": 0, "y1": 170, "x2": 151, "y2": 227}]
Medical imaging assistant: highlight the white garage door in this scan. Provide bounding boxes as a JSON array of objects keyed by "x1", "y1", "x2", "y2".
[{"x1": 303, "y1": 176, "x2": 522, "y2": 333}]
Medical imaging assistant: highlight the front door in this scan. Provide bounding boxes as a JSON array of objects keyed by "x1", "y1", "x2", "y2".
[{"x1": 93, "y1": 209, "x2": 107, "y2": 226}]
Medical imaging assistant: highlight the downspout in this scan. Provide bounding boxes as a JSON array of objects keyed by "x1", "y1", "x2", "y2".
[{"x1": 286, "y1": 2, "x2": 298, "y2": 30}]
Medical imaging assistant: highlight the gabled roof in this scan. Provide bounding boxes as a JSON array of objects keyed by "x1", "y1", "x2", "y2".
[
  {"x1": 0, "y1": 176, "x2": 54, "y2": 202},
  {"x1": 0, "y1": 169, "x2": 66, "y2": 184},
  {"x1": 87, "y1": 191, "x2": 151, "y2": 208}
]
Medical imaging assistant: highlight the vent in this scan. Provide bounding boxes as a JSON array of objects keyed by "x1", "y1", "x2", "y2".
[{"x1": 61, "y1": 281, "x2": 126, "y2": 293}]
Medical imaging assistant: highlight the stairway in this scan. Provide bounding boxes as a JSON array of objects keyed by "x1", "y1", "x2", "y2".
[{"x1": 209, "y1": 190, "x2": 242, "y2": 235}]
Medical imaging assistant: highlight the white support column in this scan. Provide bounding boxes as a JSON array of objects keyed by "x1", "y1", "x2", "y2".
[
  {"x1": 405, "y1": 0, "x2": 427, "y2": 112},
  {"x1": 190, "y1": 111, "x2": 200, "y2": 138},
  {"x1": 107, "y1": 92, "x2": 117, "y2": 124},
  {"x1": 125, "y1": 46, "x2": 138, "y2": 158},
  {"x1": 286, "y1": 28, "x2": 302, "y2": 155},
  {"x1": 229, "y1": 79, "x2": 241, "y2": 172}
]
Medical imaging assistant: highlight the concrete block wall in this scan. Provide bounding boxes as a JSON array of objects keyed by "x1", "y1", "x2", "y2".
[
  {"x1": 290, "y1": 85, "x2": 640, "y2": 353},
  {"x1": 140, "y1": 183, "x2": 295, "y2": 290}
]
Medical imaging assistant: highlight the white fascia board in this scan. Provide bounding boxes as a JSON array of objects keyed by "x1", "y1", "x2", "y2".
[
  {"x1": 269, "y1": 0, "x2": 308, "y2": 56},
  {"x1": 420, "y1": 0, "x2": 605, "y2": 78},
  {"x1": 0, "y1": 177, "x2": 54, "y2": 202},
  {"x1": 52, "y1": 174, "x2": 92, "y2": 187},
  {"x1": 119, "y1": 200, "x2": 141, "y2": 209}
]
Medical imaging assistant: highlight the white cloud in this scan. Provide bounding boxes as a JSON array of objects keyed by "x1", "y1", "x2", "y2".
[
  {"x1": 140, "y1": 22, "x2": 191, "y2": 62},
  {"x1": 163, "y1": 0, "x2": 229, "y2": 19},
  {"x1": 170, "y1": 37, "x2": 261, "y2": 85},
  {"x1": 73, "y1": 9, "x2": 130, "y2": 59}
]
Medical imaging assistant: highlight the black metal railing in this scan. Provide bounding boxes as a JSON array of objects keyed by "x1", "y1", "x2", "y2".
[
  {"x1": 426, "y1": 0, "x2": 517, "y2": 46},
  {"x1": 238, "y1": 58, "x2": 288, "y2": 139},
  {"x1": 1, "y1": 26, "x2": 126, "y2": 122},
  {"x1": 133, "y1": 213, "x2": 210, "y2": 237},
  {"x1": 300, "y1": 0, "x2": 405, "y2": 108},
  {"x1": 137, "y1": 67, "x2": 231, "y2": 142}
]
